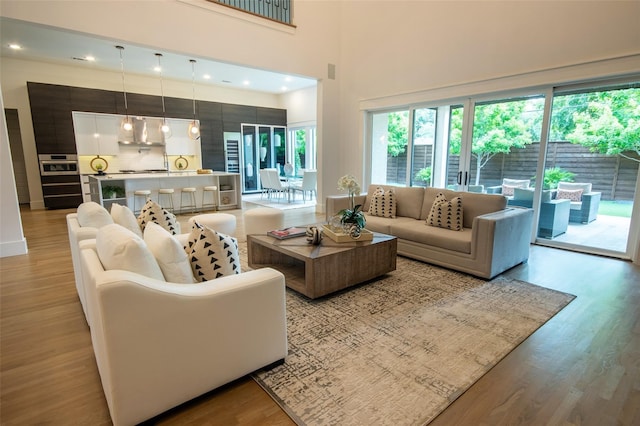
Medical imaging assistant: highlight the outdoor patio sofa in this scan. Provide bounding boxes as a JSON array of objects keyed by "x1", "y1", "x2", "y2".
[{"x1": 326, "y1": 185, "x2": 533, "y2": 279}]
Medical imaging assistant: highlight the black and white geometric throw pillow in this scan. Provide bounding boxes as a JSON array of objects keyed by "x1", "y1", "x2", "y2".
[
  {"x1": 185, "y1": 221, "x2": 241, "y2": 282},
  {"x1": 426, "y1": 192, "x2": 463, "y2": 231},
  {"x1": 137, "y1": 200, "x2": 179, "y2": 235},
  {"x1": 368, "y1": 186, "x2": 396, "y2": 218}
]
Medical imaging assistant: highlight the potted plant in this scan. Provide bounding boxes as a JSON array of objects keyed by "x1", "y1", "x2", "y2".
[
  {"x1": 102, "y1": 185, "x2": 124, "y2": 199},
  {"x1": 336, "y1": 175, "x2": 366, "y2": 237},
  {"x1": 533, "y1": 167, "x2": 575, "y2": 190}
]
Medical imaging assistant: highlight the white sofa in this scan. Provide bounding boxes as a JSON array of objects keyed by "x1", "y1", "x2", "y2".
[
  {"x1": 327, "y1": 185, "x2": 533, "y2": 279},
  {"x1": 67, "y1": 203, "x2": 288, "y2": 425}
]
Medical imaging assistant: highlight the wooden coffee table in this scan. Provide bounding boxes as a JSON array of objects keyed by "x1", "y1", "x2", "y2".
[{"x1": 247, "y1": 231, "x2": 397, "y2": 299}]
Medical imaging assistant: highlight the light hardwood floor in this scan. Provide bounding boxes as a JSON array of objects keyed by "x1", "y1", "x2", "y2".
[{"x1": 1, "y1": 205, "x2": 638, "y2": 425}]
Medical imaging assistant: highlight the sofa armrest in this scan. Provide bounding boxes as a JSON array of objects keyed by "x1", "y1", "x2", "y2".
[
  {"x1": 325, "y1": 194, "x2": 367, "y2": 222},
  {"x1": 471, "y1": 207, "x2": 533, "y2": 278}
]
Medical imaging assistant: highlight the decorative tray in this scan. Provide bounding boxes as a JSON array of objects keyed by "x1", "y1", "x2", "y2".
[{"x1": 322, "y1": 225, "x2": 373, "y2": 243}]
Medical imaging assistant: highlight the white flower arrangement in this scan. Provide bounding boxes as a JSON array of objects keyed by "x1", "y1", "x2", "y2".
[{"x1": 337, "y1": 174, "x2": 361, "y2": 196}]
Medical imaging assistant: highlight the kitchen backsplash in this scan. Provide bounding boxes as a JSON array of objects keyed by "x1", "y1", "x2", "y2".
[{"x1": 78, "y1": 145, "x2": 201, "y2": 175}]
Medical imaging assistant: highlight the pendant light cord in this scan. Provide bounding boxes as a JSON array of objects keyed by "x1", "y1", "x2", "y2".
[
  {"x1": 156, "y1": 53, "x2": 167, "y2": 121},
  {"x1": 190, "y1": 59, "x2": 197, "y2": 120},
  {"x1": 116, "y1": 46, "x2": 129, "y2": 115}
]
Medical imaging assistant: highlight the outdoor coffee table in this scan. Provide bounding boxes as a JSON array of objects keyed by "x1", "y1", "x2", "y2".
[{"x1": 247, "y1": 231, "x2": 397, "y2": 299}]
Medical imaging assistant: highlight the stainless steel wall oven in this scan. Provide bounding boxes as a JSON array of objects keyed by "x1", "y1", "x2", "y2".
[{"x1": 38, "y1": 154, "x2": 83, "y2": 209}]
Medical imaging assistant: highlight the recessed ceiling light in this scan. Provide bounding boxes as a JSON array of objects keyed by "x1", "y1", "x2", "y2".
[
  {"x1": 203, "y1": 74, "x2": 211, "y2": 80},
  {"x1": 8, "y1": 43, "x2": 21, "y2": 50},
  {"x1": 243, "y1": 80, "x2": 250, "y2": 86},
  {"x1": 281, "y1": 86, "x2": 288, "y2": 91},
  {"x1": 154, "y1": 65, "x2": 161, "y2": 72},
  {"x1": 85, "y1": 55, "x2": 95, "y2": 62},
  {"x1": 284, "y1": 76, "x2": 292, "y2": 82}
]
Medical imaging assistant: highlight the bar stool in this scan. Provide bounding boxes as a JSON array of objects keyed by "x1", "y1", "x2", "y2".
[
  {"x1": 133, "y1": 189, "x2": 151, "y2": 214},
  {"x1": 202, "y1": 185, "x2": 217, "y2": 211},
  {"x1": 180, "y1": 187, "x2": 197, "y2": 214},
  {"x1": 158, "y1": 188, "x2": 175, "y2": 213}
]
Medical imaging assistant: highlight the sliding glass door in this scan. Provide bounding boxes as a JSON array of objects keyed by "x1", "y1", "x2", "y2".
[
  {"x1": 366, "y1": 78, "x2": 639, "y2": 260},
  {"x1": 540, "y1": 82, "x2": 639, "y2": 256}
]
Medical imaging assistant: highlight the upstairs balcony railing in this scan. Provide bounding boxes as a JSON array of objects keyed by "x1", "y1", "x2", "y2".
[{"x1": 210, "y1": 0, "x2": 292, "y2": 25}]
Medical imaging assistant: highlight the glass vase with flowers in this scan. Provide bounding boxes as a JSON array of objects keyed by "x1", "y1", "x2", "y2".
[{"x1": 335, "y1": 175, "x2": 366, "y2": 238}]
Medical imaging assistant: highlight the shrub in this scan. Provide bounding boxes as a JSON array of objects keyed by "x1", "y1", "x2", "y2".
[{"x1": 533, "y1": 167, "x2": 575, "y2": 189}]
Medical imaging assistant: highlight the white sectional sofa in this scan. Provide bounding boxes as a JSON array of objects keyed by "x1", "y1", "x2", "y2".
[
  {"x1": 67, "y1": 202, "x2": 288, "y2": 425},
  {"x1": 327, "y1": 185, "x2": 533, "y2": 279}
]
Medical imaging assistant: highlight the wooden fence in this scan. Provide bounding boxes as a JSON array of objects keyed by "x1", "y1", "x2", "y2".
[{"x1": 386, "y1": 141, "x2": 638, "y2": 201}]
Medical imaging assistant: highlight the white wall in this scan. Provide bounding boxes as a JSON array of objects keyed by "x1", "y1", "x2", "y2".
[
  {"x1": 281, "y1": 86, "x2": 317, "y2": 128},
  {"x1": 0, "y1": 89, "x2": 27, "y2": 257}
]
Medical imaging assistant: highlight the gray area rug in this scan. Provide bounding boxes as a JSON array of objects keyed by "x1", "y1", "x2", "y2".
[{"x1": 249, "y1": 255, "x2": 575, "y2": 425}]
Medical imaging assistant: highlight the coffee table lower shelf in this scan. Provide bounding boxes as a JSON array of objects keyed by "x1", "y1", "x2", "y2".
[{"x1": 247, "y1": 233, "x2": 397, "y2": 299}]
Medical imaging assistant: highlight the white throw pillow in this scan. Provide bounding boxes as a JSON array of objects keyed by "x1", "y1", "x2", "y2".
[
  {"x1": 96, "y1": 223, "x2": 165, "y2": 281},
  {"x1": 185, "y1": 221, "x2": 241, "y2": 282},
  {"x1": 137, "y1": 200, "x2": 180, "y2": 235},
  {"x1": 144, "y1": 222, "x2": 195, "y2": 284},
  {"x1": 77, "y1": 201, "x2": 113, "y2": 228},
  {"x1": 110, "y1": 203, "x2": 143, "y2": 238}
]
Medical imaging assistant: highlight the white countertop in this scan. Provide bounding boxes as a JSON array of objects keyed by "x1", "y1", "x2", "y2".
[{"x1": 89, "y1": 171, "x2": 236, "y2": 180}]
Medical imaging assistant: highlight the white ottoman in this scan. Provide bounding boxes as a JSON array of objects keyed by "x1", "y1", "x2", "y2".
[
  {"x1": 244, "y1": 207, "x2": 285, "y2": 237},
  {"x1": 188, "y1": 213, "x2": 237, "y2": 237}
]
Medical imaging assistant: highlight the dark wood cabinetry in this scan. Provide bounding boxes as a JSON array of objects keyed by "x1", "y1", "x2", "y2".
[
  {"x1": 27, "y1": 82, "x2": 286, "y2": 170},
  {"x1": 27, "y1": 83, "x2": 76, "y2": 154},
  {"x1": 69, "y1": 87, "x2": 118, "y2": 114}
]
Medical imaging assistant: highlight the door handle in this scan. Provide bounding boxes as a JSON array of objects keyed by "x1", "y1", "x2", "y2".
[{"x1": 457, "y1": 171, "x2": 462, "y2": 185}]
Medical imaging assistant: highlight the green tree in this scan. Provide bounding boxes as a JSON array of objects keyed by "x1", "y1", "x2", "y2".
[
  {"x1": 561, "y1": 88, "x2": 640, "y2": 163},
  {"x1": 387, "y1": 111, "x2": 409, "y2": 157},
  {"x1": 450, "y1": 100, "x2": 538, "y2": 185}
]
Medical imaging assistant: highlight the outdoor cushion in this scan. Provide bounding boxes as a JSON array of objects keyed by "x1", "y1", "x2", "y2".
[
  {"x1": 502, "y1": 178, "x2": 530, "y2": 188},
  {"x1": 556, "y1": 188, "x2": 584, "y2": 202}
]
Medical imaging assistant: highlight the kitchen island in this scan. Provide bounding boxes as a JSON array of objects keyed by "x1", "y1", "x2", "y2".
[{"x1": 89, "y1": 172, "x2": 242, "y2": 213}]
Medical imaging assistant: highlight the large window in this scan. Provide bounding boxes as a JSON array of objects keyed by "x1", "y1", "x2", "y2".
[{"x1": 370, "y1": 108, "x2": 437, "y2": 187}]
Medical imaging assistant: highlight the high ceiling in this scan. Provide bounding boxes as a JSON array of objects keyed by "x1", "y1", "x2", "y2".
[{"x1": 0, "y1": 17, "x2": 317, "y2": 94}]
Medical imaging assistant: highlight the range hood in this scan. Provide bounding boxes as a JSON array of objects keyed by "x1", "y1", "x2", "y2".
[{"x1": 118, "y1": 116, "x2": 166, "y2": 146}]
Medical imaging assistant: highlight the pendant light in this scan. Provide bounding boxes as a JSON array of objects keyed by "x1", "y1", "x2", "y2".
[
  {"x1": 116, "y1": 46, "x2": 133, "y2": 132},
  {"x1": 188, "y1": 59, "x2": 200, "y2": 140},
  {"x1": 155, "y1": 53, "x2": 172, "y2": 138}
]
